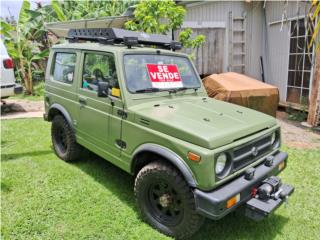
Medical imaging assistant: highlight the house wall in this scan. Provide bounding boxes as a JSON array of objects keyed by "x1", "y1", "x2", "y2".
[
  {"x1": 264, "y1": 1, "x2": 313, "y2": 102},
  {"x1": 182, "y1": 1, "x2": 317, "y2": 104},
  {"x1": 181, "y1": 1, "x2": 264, "y2": 80}
]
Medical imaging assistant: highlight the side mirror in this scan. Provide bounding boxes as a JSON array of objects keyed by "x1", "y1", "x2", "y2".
[{"x1": 97, "y1": 82, "x2": 109, "y2": 97}]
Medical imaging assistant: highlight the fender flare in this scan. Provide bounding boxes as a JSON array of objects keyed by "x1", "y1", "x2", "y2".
[
  {"x1": 132, "y1": 143, "x2": 197, "y2": 187},
  {"x1": 48, "y1": 103, "x2": 74, "y2": 130}
]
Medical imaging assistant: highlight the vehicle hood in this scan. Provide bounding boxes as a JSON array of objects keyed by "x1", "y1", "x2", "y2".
[{"x1": 130, "y1": 97, "x2": 277, "y2": 149}]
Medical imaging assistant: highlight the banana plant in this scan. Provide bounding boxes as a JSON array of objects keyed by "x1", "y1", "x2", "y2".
[
  {"x1": 51, "y1": 0, "x2": 134, "y2": 21},
  {"x1": 1, "y1": 0, "x2": 133, "y2": 94},
  {"x1": 1, "y1": 0, "x2": 50, "y2": 94}
]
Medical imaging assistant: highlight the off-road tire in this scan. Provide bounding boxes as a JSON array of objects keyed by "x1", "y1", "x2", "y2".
[
  {"x1": 51, "y1": 115, "x2": 81, "y2": 162},
  {"x1": 134, "y1": 161, "x2": 204, "y2": 239}
]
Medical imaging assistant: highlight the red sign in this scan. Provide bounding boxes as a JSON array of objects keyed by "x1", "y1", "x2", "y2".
[{"x1": 146, "y1": 64, "x2": 183, "y2": 88}]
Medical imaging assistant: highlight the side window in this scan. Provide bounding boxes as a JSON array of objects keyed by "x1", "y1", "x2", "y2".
[
  {"x1": 82, "y1": 52, "x2": 119, "y2": 94},
  {"x1": 52, "y1": 52, "x2": 76, "y2": 84}
]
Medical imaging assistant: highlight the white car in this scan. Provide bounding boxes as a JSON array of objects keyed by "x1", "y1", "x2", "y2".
[{"x1": 1, "y1": 40, "x2": 22, "y2": 99}]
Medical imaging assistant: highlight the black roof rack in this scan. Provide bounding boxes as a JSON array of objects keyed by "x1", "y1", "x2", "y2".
[{"x1": 67, "y1": 28, "x2": 181, "y2": 50}]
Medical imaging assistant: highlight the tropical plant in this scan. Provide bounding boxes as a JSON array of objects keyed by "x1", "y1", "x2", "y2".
[
  {"x1": 124, "y1": 0, "x2": 205, "y2": 52},
  {"x1": 51, "y1": 0, "x2": 134, "y2": 21},
  {"x1": 308, "y1": 0, "x2": 320, "y2": 50},
  {"x1": 0, "y1": 0, "x2": 50, "y2": 94},
  {"x1": 284, "y1": 0, "x2": 320, "y2": 51},
  {"x1": 0, "y1": 0, "x2": 134, "y2": 95}
]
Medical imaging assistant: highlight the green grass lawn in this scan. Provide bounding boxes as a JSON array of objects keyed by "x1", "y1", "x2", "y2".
[{"x1": 1, "y1": 119, "x2": 320, "y2": 240}]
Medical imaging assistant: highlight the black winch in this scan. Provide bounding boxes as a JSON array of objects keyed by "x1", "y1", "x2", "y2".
[{"x1": 245, "y1": 176, "x2": 294, "y2": 221}]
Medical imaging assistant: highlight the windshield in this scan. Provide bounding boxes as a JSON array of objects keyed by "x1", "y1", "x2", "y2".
[{"x1": 124, "y1": 54, "x2": 201, "y2": 93}]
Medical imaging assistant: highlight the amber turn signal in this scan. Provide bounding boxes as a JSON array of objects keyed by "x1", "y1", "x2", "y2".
[
  {"x1": 278, "y1": 161, "x2": 285, "y2": 171},
  {"x1": 226, "y1": 194, "x2": 240, "y2": 209},
  {"x1": 187, "y1": 152, "x2": 201, "y2": 162}
]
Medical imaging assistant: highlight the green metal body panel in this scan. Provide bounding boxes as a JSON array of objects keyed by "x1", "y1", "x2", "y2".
[{"x1": 45, "y1": 42, "x2": 280, "y2": 191}]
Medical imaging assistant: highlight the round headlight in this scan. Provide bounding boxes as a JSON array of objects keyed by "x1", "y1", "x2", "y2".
[{"x1": 215, "y1": 153, "x2": 228, "y2": 175}]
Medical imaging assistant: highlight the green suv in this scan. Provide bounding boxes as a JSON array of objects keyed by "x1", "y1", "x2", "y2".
[{"x1": 44, "y1": 28, "x2": 294, "y2": 239}]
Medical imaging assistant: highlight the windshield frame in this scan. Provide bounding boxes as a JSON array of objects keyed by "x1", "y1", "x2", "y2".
[{"x1": 122, "y1": 52, "x2": 202, "y2": 94}]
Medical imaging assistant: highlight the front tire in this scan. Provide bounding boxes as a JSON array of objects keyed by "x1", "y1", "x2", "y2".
[
  {"x1": 134, "y1": 161, "x2": 204, "y2": 239},
  {"x1": 51, "y1": 115, "x2": 81, "y2": 162}
]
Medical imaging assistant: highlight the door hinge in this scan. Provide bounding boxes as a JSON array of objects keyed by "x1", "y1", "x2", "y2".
[
  {"x1": 117, "y1": 109, "x2": 127, "y2": 119},
  {"x1": 116, "y1": 139, "x2": 126, "y2": 149}
]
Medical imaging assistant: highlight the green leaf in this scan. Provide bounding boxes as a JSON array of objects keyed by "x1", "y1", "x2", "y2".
[
  {"x1": 27, "y1": 9, "x2": 42, "y2": 18},
  {"x1": 5, "y1": 41, "x2": 19, "y2": 59},
  {"x1": 51, "y1": 0, "x2": 67, "y2": 21},
  {"x1": 312, "y1": 2, "x2": 320, "y2": 21},
  {"x1": 0, "y1": 20, "x2": 15, "y2": 37},
  {"x1": 308, "y1": 19, "x2": 320, "y2": 49},
  {"x1": 31, "y1": 49, "x2": 49, "y2": 61},
  {"x1": 18, "y1": 0, "x2": 31, "y2": 25}
]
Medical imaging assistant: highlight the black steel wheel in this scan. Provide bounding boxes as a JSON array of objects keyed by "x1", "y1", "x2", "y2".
[
  {"x1": 51, "y1": 115, "x2": 82, "y2": 162},
  {"x1": 135, "y1": 161, "x2": 204, "y2": 239},
  {"x1": 147, "y1": 179, "x2": 184, "y2": 226}
]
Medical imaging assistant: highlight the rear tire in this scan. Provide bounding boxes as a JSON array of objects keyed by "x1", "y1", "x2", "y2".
[
  {"x1": 51, "y1": 115, "x2": 82, "y2": 162},
  {"x1": 134, "y1": 161, "x2": 204, "y2": 239}
]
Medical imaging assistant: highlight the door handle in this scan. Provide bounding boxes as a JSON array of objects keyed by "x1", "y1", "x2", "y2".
[{"x1": 79, "y1": 97, "x2": 87, "y2": 105}]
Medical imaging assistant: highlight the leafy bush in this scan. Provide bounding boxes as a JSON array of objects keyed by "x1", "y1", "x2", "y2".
[{"x1": 125, "y1": 0, "x2": 205, "y2": 53}]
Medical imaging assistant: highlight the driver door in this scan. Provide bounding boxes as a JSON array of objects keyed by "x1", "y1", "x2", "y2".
[{"x1": 76, "y1": 51, "x2": 123, "y2": 159}]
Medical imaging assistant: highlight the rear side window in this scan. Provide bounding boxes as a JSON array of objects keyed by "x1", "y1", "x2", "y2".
[{"x1": 52, "y1": 52, "x2": 76, "y2": 84}]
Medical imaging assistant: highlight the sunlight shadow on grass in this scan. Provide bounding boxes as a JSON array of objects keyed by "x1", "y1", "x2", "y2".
[
  {"x1": 1, "y1": 182, "x2": 12, "y2": 193},
  {"x1": 71, "y1": 152, "x2": 289, "y2": 240},
  {"x1": 191, "y1": 211, "x2": 289, "y2": 240},
  {"x1": 73, "y1": 152, "x2": 136, "y2": 209},
  {"x1": 1, "y1": 150, "x2": 53, "y2": 162}
]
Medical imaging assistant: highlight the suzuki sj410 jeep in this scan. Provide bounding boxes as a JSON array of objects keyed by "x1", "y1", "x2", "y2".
[{"x1": 44, "y1": 28, "x2": 294, "y2": 239}]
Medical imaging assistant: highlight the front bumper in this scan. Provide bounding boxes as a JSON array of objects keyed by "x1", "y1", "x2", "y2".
[
  {"x1": 0, "y1": 83, "x2": 23, "y2": 98},
  {"x1": 194, "y1": 151, "x2": 292, "y2": 220}
]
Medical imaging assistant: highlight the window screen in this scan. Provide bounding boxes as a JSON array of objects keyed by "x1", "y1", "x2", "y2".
[{"x1": 287, "y1": 18, "x2": 314, "y2": 104}]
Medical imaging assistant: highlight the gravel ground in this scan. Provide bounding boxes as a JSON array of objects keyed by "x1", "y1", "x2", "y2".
[
  {"x1": 277, "y1": 111, "x2": 320, "y2": 149},
  {"x1": 1, "y1": 99, "x2": 319, "y2": 149}
]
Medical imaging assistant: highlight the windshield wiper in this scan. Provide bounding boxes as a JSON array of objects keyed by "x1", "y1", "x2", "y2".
[
  {"x1": 135, "y1": 87, "x2": 160, "y2": 93},
  {"x1": 168, "y1": 87, "x2": 200, "y2": 93},
  {"x1": 168, "y1": 87, "x2": 187, "y2": 93}
]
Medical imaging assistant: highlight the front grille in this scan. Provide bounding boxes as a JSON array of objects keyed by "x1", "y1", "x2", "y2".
[{"x1": 232, "y1": 134, "x2": 272, "y2": 171}]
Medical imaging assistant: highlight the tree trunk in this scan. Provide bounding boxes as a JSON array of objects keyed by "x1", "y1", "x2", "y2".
[
  {"x1": 19, "y1": 58, "x2": 29, "y2": 94},
  {"x1": 27, "y1": 63, "x2": 33, "y2": 95},
  {"x1": 307, "y1": 49, "x2": 320, "y2": 126}
]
